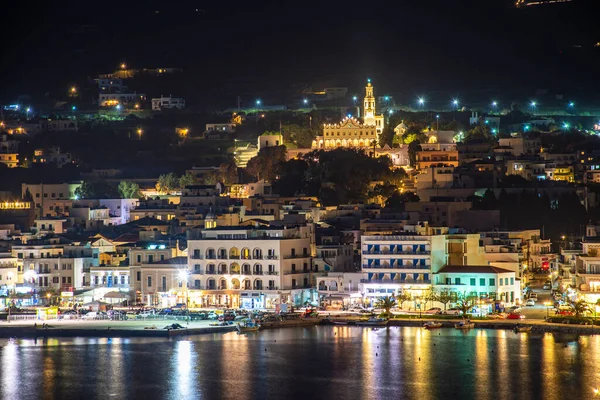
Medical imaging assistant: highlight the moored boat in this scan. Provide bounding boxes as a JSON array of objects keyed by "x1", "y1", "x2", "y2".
[
  {"x1": 356, "y1": 317, "x2": 388, "y2": 327},
  {"x1": 514, "y1": 325, "x2": 532, "y2": 333},
  {"x1": 236, "y1": 320, "x2": 261, "y2": 333},
  {"x1": 454, "y1": 320, "x2": 475, "y2": 329},
  {"x1": 423, "y1": 321, "x2": 443, "y2": 329},
  {"x1": 332, "y1": 321, "x2": 349, "y2": 325}
]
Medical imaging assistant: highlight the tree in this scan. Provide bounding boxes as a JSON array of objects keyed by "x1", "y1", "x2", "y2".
[
  {"x1": 464, "y1": 125, "x2": 495, "y2": 144},
  {"x1": 245, "y1": 145, "x2": 287, "y2": 182},
  {"x1": 396, "y1": 292, "x2": 412, "y2": 310},
  {"x1": 456, "y1": 293, "x2": 477, "y2": 317},
  {"x1": 435, "y1": 290, "x2": 454, "y2": 311},
  {"x1": 74, "y1": 180, "x2": 120, "y2": 199},
  {"x1": 179, "y1": 172, "x2": 195, "y2": 189},
  {"x1": 281, "y1": 124, "x2": 316, "y2": 148},
  {"x1": 156, "y1": 173, "x2": 179, "y2": 194},
  {"x1": 407, "y1": 141, "x2": 422, "y2": 167},
  {"x1": 118, "y1": 181, "x2": 142, "y2": 199},
  {"x1": 573, "y1": 300, "x2": 589, "y2": 318},
  {"x1": 384, "y1": 191, "x2": 420, "y2": 211},
  {"x1": 375, "y1": 295, "x2": 396, "y2": 317},
  {"x1": 378, "y1": 124, "x2": 395, "y2": 148},
  {"x1": 272, "y1": 158, "x2": 309, "y2": 196},
  {"x1": 423, "y1": 288, "x2": 438, "y2": 309}
]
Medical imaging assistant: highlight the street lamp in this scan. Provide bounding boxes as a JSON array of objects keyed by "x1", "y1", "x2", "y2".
[
  {"x1": 26, "y1": 108, "x2": 31, "y2": 119},
  {"x1": 568, "y1": 102, "x2": 575, "y2": 108},
  {"x1": 255, "y1": 99, "x2": 261, "y2": 108},
  {"x1": 303, "y1": 99, "x2": 308, "y2": 105},
  {"x1": 563, "y1": 122, "x2": 570, "y2": 130},
  {"x1": 491, "y1": 101, "x2": 498, "y2": 110},
  {"x1": 137, "y1": 128, "x2": 143, "y2": 139},
  {"x1": 179, "y1": 269, "x2": 189, "y2": 311},
  {"x1": 418, "y1": 97, "x2": 425, "y2": 109},
  {"x1": 352, "y1": 96, "x2": 358, "y2": 102},
  {"x1": 530, "y1": 101, "x2": 537, "y2": 114},
  {"x1": 452, "y1": 99, "x2": 459, "y2": 110},
  {"x1": 436, "y1": 115, "x2": 440, "y2": 131},
  {"x1": 116, "y1": 104, "x2": 121, "y2": 110}
]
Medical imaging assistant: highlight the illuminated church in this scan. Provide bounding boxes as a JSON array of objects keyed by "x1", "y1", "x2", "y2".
[{"x1": 312, "y1": 79, "x2": 385, "y2": 149}]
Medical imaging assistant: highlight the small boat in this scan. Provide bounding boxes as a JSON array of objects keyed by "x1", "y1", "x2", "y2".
[
  {"x1": 514, "y1": 325, "x2": 532, "y2": 333},
  {"x1": 454, "y1": 321, "x2": 475, "y2": 329},
  {"x1": 236, "y1": 320, "x2": 261, "y2": 333},
  {"x1": 332, "y1": 321, "x2": 349, "y2": 326},
  {"x1": 423, "y1": 321, "x2": 443, "y2": 329},
  {"x1": 356, "y1": 317, "x2": 388, "y2": 327}
]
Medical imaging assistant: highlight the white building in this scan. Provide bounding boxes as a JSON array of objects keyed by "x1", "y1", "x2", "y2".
[
  {"x1": 205, "y1": 123, "x2": 236, "y2": 133},
  {"x1": 186, "y1": 226, "x2": 316, "y2": 309},
  {"x1": 433, "y1": 265, "x2": 520, "y2": 309},
  {"x1": 151, "y1": 96, "x2": 185, "y2": 111},
  {"x1": 316, "y1": 272, "x2": 363, "y2": 309}
]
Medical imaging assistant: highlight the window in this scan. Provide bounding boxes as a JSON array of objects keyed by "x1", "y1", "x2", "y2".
[
  {"x1": 455, "y1": 277, "x2": 461, "y2": 284},
  {"x1": 291, "y1": 264, "x2": 296, "y2": 272},
  {"x1": 510, "y1": 277, "x2": 514, "y2": 285},
  {"x1": 292, "y1": 279, "x2": 297, "y2": 288},
  {"x1": 137, "y1": 255, "x2": 141, "y2": 263},
  {"x1": 162, "y1": 276, "x2": 167, "y2": 291},
  {"x1": 148, "y1": 255, "x2": 154, "y2": 263},
  {"x1": 470, "y1": 278, "x2": 476, "y2": 286},
  {"x1": 136, "y1": 271, "x2": 141, "y2": 281},
  {"x1": 480, "y1": 278, "x2": 485, "y2": 286},
  {"x1": 499, "y1": 278, "x2": 503, "y2": 286},
  {"x1": 489, "y1": 278, "x2": 496, "y2": 286},
  {"x1": 445, "y1": 278, "x2": 451, "y2": 284},
  {"x1": 160, "y1": 254, "x2": 165, "y2": 261},
  {"x1": 147, "y1": 276, "x2": 152, "y2": 287}
]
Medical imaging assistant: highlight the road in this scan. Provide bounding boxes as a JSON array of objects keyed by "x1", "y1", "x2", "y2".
[{"x1": 521, "y1": 272, "x2": 554, "y2": 320}]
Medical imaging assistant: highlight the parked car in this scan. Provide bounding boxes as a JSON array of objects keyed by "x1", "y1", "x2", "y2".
[
  {"x1": 425, "y1": 307, "x2": 442, "y2": 314},
  {"x1": 526, "y1": 299, "x2": 536, "y2": 307},
  {"x1": 542, "y1": 284, "x2": 552, "y2": 290},
  {"x1": 508, "y1": 306, "x2": 522, "y2": 313},
  {"x1": 507, "y1": 312, "x2": 525, "y2": 320},
  {"x1": 529, "y1": 293, "x2": 538, "y2": 300},
  {"x1": 557, "y1": 309, "x2": 574, "y2": 316},
  {"x1": 207, "y1": 311, "x2": 218, "y2": 320},
  {"x1": 82, "y1": 311, "x2": 98, "y2": 320},
  {"x1": 444, "y1": 308, "x2": 462, "y2": 315},
  {"x1": 487, "y1": 313, "x2": 507, "y2": 319},
  {"x1": 218, "y1": 313, "x2": 236, "y2": 321}
]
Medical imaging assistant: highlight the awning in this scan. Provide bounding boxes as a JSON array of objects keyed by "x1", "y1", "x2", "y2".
[{"x1": 103, "y1": 291, "x2": 130, "y2": 299}]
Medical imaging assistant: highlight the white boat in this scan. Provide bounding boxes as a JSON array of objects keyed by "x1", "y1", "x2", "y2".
[
  {"x1": 514, "y1": 325, "x2": 532, "y2": 333},
  {"x1": 236, "y1": 320, "x2": 261, "y2": 333},
  {"x1": 423, "y1": 321, "x2": 443, "y2": 329}
]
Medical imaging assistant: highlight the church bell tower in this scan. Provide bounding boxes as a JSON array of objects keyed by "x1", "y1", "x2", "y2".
[{"x1": 363, "y1": 78, "x2": 376, "y2": 126}]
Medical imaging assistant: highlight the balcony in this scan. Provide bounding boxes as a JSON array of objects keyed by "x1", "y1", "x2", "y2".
[
  {"x1": 191, "y1": 269, "x2": 204, "y2": 275},
  {"x1": 206, "y1": 270, "x2": 217, "y2": 275},
  {"x1": 229, "y1": 255, "x2": 240, "y2": 260},
  {"x1": 205, "y1": 254, "x2": 216, "y2": 260},
  {"x1": 360, "y1": 279, "x2": 431, "y2": 285},
  {"x1": 362, "y1": 264, "x2": 431, "y2": 270},
  {"x1": 285, "y1": 254, "x2": 310, "y2": 259},
  {"x1": 363, "y1": 250, "x2": 430, "y2": 256},
  {"x1": 265, "y1": 255, "x2": 279, "y2": 260},
  {"x1": 266, "y1": 286, "x2": 279, "y2": 291},
  {"x1": 267, "y1": 271, "x2": 279, "y2": 275},
  {"x1": 253, "y1": 255, "x2": 263, "y2": 260},
  {"x1": 253, "y1": 271, "x2": 264, "y2": 275},
  {"x1": 191, "y1": 255, "x2": 203, "y2": 260},
  {"x1": 217, "y1": 254, "x2": 227, "y2": 260}
]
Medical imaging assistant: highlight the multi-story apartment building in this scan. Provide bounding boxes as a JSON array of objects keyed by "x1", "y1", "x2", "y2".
[
  {"x1": 360, "y1": 233, "x2": 486, "y2": 302},
  {"x1": 186, "y1": 226, "x2": 316, "y2": 309},
  {"x1": 129, "y1": 245, "x2": 186, "y2": 305},
  {"x1": 12, "y1": 242, "x2": 98, "y2": 293}
]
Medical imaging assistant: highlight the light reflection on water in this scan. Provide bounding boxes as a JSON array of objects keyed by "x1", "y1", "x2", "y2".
[{"x1": 0, "y1": 327, "x2": 597, "y2": 400}]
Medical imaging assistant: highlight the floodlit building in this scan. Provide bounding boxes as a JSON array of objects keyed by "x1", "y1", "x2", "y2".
[
  {"x1": 312, "y1": 79, "x2": 384, "y2": 149},
  {"x1": 186, "y1": 226, "x2": 316, "y2": 309}
]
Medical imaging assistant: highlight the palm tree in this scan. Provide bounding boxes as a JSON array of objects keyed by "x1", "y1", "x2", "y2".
[
  {"x1": 375, "y1": 296, "x2": 397, "y2": 317},
  {"x1": 456, "y1": 295, "x2": 476, "y2": 317},
  {"x1": 573, "y1": 300, "x2": 589, "y2": 318}
]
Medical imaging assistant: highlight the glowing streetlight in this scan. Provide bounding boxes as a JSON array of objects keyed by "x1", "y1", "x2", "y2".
[
  {"x1": 492, "y1": 101, "x2": 497, "y2": 108},
  {"x1": 384, "y1": 96, "x2": 389, "y2": 101},
  {"x1": 530, "y1": 101, "x2": 537, "y2": 113},
  {"x1": 179, "y1": 269, "x2": 190, "y2": 310},
  {"x1": 255, "y1": 99, "x2": 261, "y2": 107},
  {"x1": 72, "y1": 106, "x2": 76, "y2": 111},
  {"x1": 120, "y1": 63, "x2": 126, "y2": 69},
  {"x1": 563, "y1": 123, "x2": 570, "y2": 130},
  {"x1": 492, "y1": 128, "x2": 497, "y2": 134},
  {"x1": 418, "y1": 97, "x2": 425, "y2": 107},
  {"x1": 352, "y1": 96, "x2": 358, "y2": 102},
  {"x1": 115, "y1": 104, "x2": 121, "y2": 110},
  {"x1": 70, "y1": 87, "x2": 77, "y2": 94},
  {"x1": 137, "y1": 128, "x2": 143, "y2": 138},
  {"x1": 524, "y1": 124, "x2": 530, "y2": 131},
  {"x1": 303, "y1": 99, "x2": 308, "y2": 105},
  {"x1": 452, "y1": 99, "x2": 459, "y2": 109},
  {"x1": 568, "y1": 102, "x2": 575, "y2": 108}
]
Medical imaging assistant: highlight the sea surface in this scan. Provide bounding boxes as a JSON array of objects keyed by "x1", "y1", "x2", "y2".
[{"x1": 1, "y1": 326, "x2": 598, "y2": 400}]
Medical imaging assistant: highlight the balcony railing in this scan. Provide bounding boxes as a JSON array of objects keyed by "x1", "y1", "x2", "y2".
[
  {"x1": 285, "y1": 254, "x2": 310, "y2": 259},
  {"x1": 267, "y1": 271, "x2": 279, "y2": 275},
  {"x1": 253, "y1": 271, "x2": 264, "y2": 275},
  {"x1": 253, "y1": 255, "x2": 263, "y2": 260},
  {"x1": 191, "y1": 255, "x2": 203, "y2": 260},
  {"x1": 206, "y1": 270, "x2": 217, "y2": 275},
  {"x1": 360, "y1": 279, "x2": 431, "y2": 285},
  {"x1": 206, "y1": 254, "x2": 216, "y2": 260},
  {"x1": 363, "y1": 250, "x2": 431, "y2": 256},
  {"x1": 230, "y1": 255, "x2": 240, "y2": 259},
  {"x1": 242, "y1": 270, "x2": 252, "y2": 275},
  {"x1": 362, "y1": 264, "x2": 431, "y2": 270},
  {"x1": 265, "y1": 255, "x2": 279, "y2": 260},
  {"x1": 218, "y1": 255, "x2": 227, "y2": 260},
  {"x1": 191, "y1": 269, "x2": 203, "y2": 274}
]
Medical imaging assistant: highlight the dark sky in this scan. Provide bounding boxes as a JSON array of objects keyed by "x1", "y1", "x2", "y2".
[{"x1": 1, "y1": 0, "x2": 599, "y2": 103}]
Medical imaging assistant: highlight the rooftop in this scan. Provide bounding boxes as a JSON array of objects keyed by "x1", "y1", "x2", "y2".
[{"x1": 437, "y1": 265, "x2": 514, "y2": 274}]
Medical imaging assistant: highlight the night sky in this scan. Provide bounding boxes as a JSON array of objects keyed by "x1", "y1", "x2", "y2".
[{"x1": 1, "y1": 0, "x2": 599, "y2": 104}]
